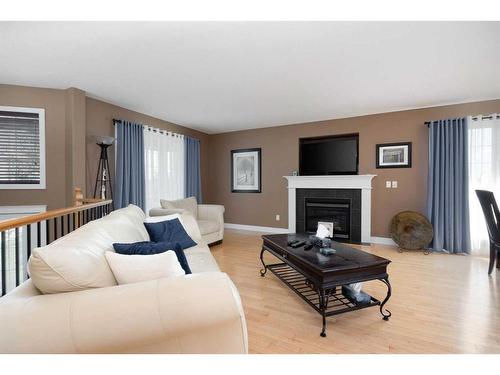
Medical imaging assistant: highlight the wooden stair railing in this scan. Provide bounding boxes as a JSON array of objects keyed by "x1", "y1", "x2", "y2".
[{"x1": 0, "y1": 188, "x2": 113, "y2": 296}]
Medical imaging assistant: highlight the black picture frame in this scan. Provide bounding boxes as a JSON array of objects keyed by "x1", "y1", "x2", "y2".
[
  {"x1": 376, "y1": 142, "x2": 412, "y2": 169},
  {"x1": 231, "y1": 148, "x2": 262, "y2": 193}
]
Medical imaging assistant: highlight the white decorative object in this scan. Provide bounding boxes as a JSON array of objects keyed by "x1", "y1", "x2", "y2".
[
  {"x1": 105, "y1": 251, "x2": 185, "y2": 285},
  {"x1": 315, "y1": 223, "x2": 330, "y2": 239},
  {"x1": 284, "y1": 175, "x2": 376, "y2": 243},
  {"x1": 317, "y1": 221, "x2": 333, "y2": 237}
]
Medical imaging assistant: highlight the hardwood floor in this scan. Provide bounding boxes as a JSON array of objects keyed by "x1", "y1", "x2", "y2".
[{"x1": 211, "y1": 230, "x2": 500, "y2": 354}]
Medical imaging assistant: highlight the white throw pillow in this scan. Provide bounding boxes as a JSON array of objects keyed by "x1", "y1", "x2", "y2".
[
  {"x1": 28, "y1": 204, "x2": 149, "y2": 294},
  {"x1": 104, "y1": 251, "x2": 185, "y2": 285}
]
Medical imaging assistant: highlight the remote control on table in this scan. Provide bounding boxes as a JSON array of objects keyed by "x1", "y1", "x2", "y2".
[
  {"x1": 287, "y1": 239, "x2": 301, "y2": 246},
  {"x1": 303, "y1": 242, "x2": 313, "y2": 250},
  {"x1": 291, "y1": 241, "x2": 306, "y2": 248}
]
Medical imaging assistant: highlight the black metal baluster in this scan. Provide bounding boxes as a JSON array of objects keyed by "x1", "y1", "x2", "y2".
[
  {"x1": 15, "y1": 228, "x2": 20, "y2": 287},
  {"x1": 53, "y1": 218, "x2": 58, "y2": 241},
  {"x1": 61, "y1": 215, "x2": 65, "y2": 236},
  {"x1": 1, "y1": 231, "x2": 6, "y2": 296},
  {"x1": 72, "y1": 212, "x2": 76, "y2": 231},
  {"x1": 67, "y1": 214, "x2": 70, "y2": 234},
  {"x1": 27, "y1": 224, "x2": 32, "y2": 279},
  {"x1": 27, "y1": 224, "x2": 32, "y2": 258},
  {"x1": 46, "y1": 219, "x2": 50, "y2": 244},
  {"x1": 36, "y1": 221, "x2": 41, "y2": 247}
]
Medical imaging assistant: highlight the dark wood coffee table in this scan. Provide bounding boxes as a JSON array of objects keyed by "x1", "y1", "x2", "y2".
[{"x1": 260, "y1": 233, "x2": 392, "y2": 337}]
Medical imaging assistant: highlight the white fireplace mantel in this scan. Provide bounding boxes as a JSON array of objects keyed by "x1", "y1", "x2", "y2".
[{"x1": 284, "y1": 175, "x2": 376, "y2": 243}]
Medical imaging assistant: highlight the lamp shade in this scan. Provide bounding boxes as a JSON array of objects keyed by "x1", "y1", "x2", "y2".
[{"x1": 95, "y1": 135, "x2": 115, "y2": 145}]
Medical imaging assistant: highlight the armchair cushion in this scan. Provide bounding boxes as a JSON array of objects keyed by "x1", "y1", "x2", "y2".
[
  {"x1": 113, "y1": 241, "x2": 192, "y2": 274},
  {"x1": 198, "y1": 220, "x2": 220, "y2": 235},
  {"x1": 161, "y1": 197, "x2": 198, "y2": 219}
]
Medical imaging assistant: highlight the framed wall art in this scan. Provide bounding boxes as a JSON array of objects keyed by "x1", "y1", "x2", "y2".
[
  {"x1": 376, "y1": 142, "x2": 412, "y2": 168},
  {"x1": 231, "y1": 148, "x2": 261, "y2": 193}
]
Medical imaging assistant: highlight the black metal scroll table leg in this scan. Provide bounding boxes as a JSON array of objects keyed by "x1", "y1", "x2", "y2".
[
  {"x1": 259, "y1": 247, "x2": 268, "y2": 276},
  {"x1": 319, "y1": 288, "x2": 328, "y2": 337},
  {"x1": 379, "y1": 277, "x2": 392, "y2": 321}
]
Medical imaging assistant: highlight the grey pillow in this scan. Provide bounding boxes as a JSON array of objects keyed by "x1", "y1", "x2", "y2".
[{"x1": 160, "y1": 196, "x2": 198, "y2": 218}]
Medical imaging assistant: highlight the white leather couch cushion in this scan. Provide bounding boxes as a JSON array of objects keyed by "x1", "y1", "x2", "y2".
[
  {"x1": 184, "y1": 245, "x2": 220, "y2": 273},
  {"x1": 197, "y1": 219, "x2": 220, "y2": 235},
  {"x1": 28, "y1": 205, "x2": 149, "y2": 294},
  {"x1": 105, "y1": 251, "x2": 185, "y2": 285},
  {"x1": 161, "y1": 196, "x2": 198, "y2": 218}
]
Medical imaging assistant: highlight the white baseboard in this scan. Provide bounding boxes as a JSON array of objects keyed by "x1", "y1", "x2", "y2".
[
  {"x1": 224, "y1": 223, "x2": 289, "y2": 234},
  {"x1": 224, "y1": 224, "x2": 396, "y2": 245},
  {"x1": 370, "y1": 236, "x2": 397, "y2": 246}
]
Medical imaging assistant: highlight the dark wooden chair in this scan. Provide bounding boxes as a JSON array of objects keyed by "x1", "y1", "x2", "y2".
[{"x1": 475, "y1": 190, "x2": 500, "y2": 274}]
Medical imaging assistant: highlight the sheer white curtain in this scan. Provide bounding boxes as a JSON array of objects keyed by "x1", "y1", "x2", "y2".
[
  {"x1": 468, "y1": 114, "x2": 500, "y2": 256},
  {"x1": 144, "y1": 126, "x2": 185, "y2": 214}
]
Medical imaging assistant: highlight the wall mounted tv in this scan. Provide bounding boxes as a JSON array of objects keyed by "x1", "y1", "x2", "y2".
[{"x1": 299, "y1": 134, "x2": 359, "y2": 175}]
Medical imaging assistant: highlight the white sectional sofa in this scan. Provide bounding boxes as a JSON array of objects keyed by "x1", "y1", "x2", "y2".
[{"x1": 0, "y1": 205, "x2": 247, "y2": 354}]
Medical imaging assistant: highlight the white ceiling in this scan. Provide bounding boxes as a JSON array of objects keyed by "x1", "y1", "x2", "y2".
[{"x1": 1, "y1": 22, "x2": 499, "y2": 134}]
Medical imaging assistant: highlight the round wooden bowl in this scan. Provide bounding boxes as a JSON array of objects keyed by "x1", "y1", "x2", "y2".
[{"x1": 390, "y1": 211, "x2": 433, "y2": 250}]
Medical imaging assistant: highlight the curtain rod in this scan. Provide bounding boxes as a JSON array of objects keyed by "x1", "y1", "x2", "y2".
[
  {"x1": 424, "y1": 114, "x2": 499, "y2": 127},
  {"x1": 113, "y1": 118, "x2": 189, "y2": 138}
]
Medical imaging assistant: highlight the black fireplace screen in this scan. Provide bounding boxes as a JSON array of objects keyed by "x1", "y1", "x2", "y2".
[{"x1": 305, "y1": 198, "x2": 351, "y2": 240}]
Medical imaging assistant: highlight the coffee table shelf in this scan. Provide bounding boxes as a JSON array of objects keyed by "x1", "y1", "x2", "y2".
[{"x1": 268, "y1": 262, "x2": 381, "y2": 317}]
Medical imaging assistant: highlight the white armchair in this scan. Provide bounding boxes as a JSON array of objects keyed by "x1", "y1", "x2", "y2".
[{"x1": 149, "y1": 197, "x2": 225, "y2": 245}]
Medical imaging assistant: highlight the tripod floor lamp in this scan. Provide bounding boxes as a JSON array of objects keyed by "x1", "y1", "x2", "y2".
[{"x1": 93, "y1": 136, "x2": 115, "y2": 206}]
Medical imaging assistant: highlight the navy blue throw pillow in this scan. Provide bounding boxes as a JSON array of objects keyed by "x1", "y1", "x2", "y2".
[
  {"x1": 113, "y1": 241, "x2": 192, "y2": 274},
  {"x1": 143, "y1": 218, "x2": 197, "y2": 250}
]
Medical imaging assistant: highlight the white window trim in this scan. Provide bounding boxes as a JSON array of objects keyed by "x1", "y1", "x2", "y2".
[{"x1": 0, "y1": 106, "x2": 46, "y2": 190}]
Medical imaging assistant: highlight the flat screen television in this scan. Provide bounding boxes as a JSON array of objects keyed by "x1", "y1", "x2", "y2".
[{"x1": 299, "y1": 134, "x2": 359, "y2": 175}]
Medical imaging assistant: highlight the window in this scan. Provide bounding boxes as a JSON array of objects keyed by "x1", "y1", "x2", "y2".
[
  {"x1": 0, "y1": 106, "x2": 45, "y2": 189},
  {"x1": 468, "y1": 114, "x2": 500, "y2": 255},
  {"x1": 143, "y1": 127, "x2": 185, "y2": 213}
]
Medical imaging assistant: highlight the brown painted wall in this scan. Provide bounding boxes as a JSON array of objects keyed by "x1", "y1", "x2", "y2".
[
  {"x1": 0, "y1": 84, "x2": 68, "y2": 210},
  {"x1": 0, "y1": 84, "x2": 210, "y2": 211},
  {"x1": 85, "y1": 98, "x2": 211, "y2": 200},
  {"x1": 206, "y1": 99, "x2": 500, "y2": 237}
]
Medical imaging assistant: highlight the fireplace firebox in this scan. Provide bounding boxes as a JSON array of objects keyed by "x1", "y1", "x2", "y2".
[
  {"x1": 295, "y1": 188, "x2": 362, "y2": 243},
  {"x1": 305, "y1": 198, "x2": 351, "y2": 240}
]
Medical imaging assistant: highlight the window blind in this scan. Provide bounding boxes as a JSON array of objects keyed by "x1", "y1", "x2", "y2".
[{"x1": 0, "y1": 110, "x2": 41, "y2": 185}]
